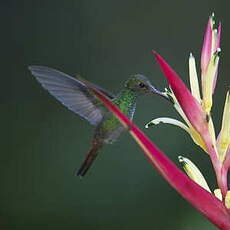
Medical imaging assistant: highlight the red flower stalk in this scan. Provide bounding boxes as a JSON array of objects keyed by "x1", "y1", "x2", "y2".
[{"x1": 90, "y1": 86, "x2": 230, "y2": 230}]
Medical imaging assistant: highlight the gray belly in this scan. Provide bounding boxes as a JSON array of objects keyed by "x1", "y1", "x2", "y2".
[
  {"x1": 102, "y1": 105, "x2": 135, "y2": 144},
  {"x1": 95, "y1": 103, "x2": 136, "y2": 144},
  {"x1": 104, "y1": 125, "x2": 125, "y2": 144}
]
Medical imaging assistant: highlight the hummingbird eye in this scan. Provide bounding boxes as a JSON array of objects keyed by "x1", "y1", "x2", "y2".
[{"x1": 139, "y1": 82, "x2": 146, "y2": 88}]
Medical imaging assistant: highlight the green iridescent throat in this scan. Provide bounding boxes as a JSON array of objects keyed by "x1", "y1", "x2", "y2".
[
  {"x1": 101, "y1": 88, "x2": 138, "y2": 130},
  {"x1": 114, "y1": 88, "x2": 138, "y2": 118}
]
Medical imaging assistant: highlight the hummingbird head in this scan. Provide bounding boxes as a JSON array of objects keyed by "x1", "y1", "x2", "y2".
[{"x1": 125, "y1": 74, "x2": 167, "y2": 98}]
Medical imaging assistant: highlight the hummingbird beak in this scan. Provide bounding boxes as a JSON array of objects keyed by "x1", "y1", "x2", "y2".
[{"x1": 149, "y1": 85, "x2": 171, "y2": 102}]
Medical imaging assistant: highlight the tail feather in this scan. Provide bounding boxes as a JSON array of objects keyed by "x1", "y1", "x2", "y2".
[{"x1": 75, "y1": 143, "x2": 102, "y2": 177}]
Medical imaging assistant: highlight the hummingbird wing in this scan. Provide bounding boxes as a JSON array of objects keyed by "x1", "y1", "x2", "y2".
[
  {"x1": 29, "y1": 66, "x2": 115, "y2": 126},
  {"x1": 75, "y1": 75, "x2": 114, "y2": 100}
]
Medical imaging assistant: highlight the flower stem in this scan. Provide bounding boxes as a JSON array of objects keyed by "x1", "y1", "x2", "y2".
[
  {"x1": 220, "y1": 166, "x2": 229, "y2": 200},
  {"x1": 210, "y1": 153, "x2": 228, "y2": 199}
]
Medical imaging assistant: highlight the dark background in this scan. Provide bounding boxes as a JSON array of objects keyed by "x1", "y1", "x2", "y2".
[{"x1": 3, "y1": 0, "x2": 230, "y2": 229}]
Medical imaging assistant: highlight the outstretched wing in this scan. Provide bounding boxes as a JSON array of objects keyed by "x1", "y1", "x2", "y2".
[
  {"x1": 75, "y1": 75, "x2": 114, "y2": 100},
  {"x1": 29, "y1": 66, "x2": 114, "y2": 126}
]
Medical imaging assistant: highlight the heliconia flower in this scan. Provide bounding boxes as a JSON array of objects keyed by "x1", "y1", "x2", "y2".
[
  {"x1": 152, "y1": 51, "x2": 209, "y2": 136},
  {"x1": 89, "y1": 85, "x2": 230, "y2": 230},
  {"x1": 146, "y1": 14, "x2": 221, "y2": 158},
  {"x1": 201, "y1": 14, "x2": 214, "y2": 73},
  {"x1": 178, "y1": 156, "x2": 230, "y2": 206},
  {"x1": 189, "y1": 51, "x2": 217, "y2": 146},
  {"x1": 178, "y1": 156, "x2": 211, "y2": 192},
  {"x1": 146, "y1": 14, "x2": 230, "y2": 200},
  {"x1": 145, "y1": 116, "x2": 207, "y2": 152},
  {"x1": 151, "y1": 51, "x2": 217, "y2": 161},
  {"x1": 189, "y1": 53, "x2": 201, "y2": 103},
  {"x1": 201, "y1": 13, "x2": 221, "y2": 73},
  {"x1": 87, "y1": 13, "x2": 230, "y2": 229},
  {"x1": 201, "y1": 13, "x2": 221, "y2": 113},
  {"x1": 202, "y1": 49, "x2": 220, "y2": 113}
]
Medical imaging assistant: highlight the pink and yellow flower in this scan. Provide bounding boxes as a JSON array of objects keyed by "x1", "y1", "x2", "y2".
[
  {"x1": 146, "y1": 14, "x2": 230, "y2": 201},
  {"x1": 89, "y1": 13, "x2": 230, "y2": 229}
]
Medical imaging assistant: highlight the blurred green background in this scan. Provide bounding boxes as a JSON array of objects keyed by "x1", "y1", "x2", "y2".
[{"x1": 3, "y1": 0, "x2": 230, "y2": 229}]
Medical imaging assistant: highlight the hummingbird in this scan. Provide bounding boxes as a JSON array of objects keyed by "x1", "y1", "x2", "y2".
[{"x1": 28, "y1": 66, "x2": 168, "y2": 177}]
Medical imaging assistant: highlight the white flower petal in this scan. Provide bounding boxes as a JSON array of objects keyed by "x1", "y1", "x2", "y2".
[
  {"x1": 214, "y1": 189, "x2": 222, "y2": 201},
  {"x1": 189, "y1": 53, "x2": 201, "y2": 102},
  {"x1": 225, "y1": 191, "x2": 230, "y2": 208},
  {"x1": 178, "y1": 156, "x2": 211, "y2": 192},
  {"x1": 202, "y1": 50, "x2": 220, "y2": 113},
  {"x1": 218, "y1": 90, "x2": 230, "y2": 162},
  {"x1": 167, "y1": 88, "x2": 191, "y2": 125},
  {"x1": 145, "y1": 117, "x2": 190, "y2": 133}
]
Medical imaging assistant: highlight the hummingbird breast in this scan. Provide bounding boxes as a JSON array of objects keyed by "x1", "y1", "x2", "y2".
[
  {"x1": 94, "y1": 113, "x2": 126, "y2": 144},
  {"x1": 94, "y1": 88, "x2": 138, "y2": 144},
  {"x1": 95, "y1": 100, "x2": 137, "y2": 144}
]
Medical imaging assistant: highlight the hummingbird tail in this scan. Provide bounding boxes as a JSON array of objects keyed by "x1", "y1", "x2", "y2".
[{"x1": 75, "y1": 142, "x2": 102, "y2": 177}]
